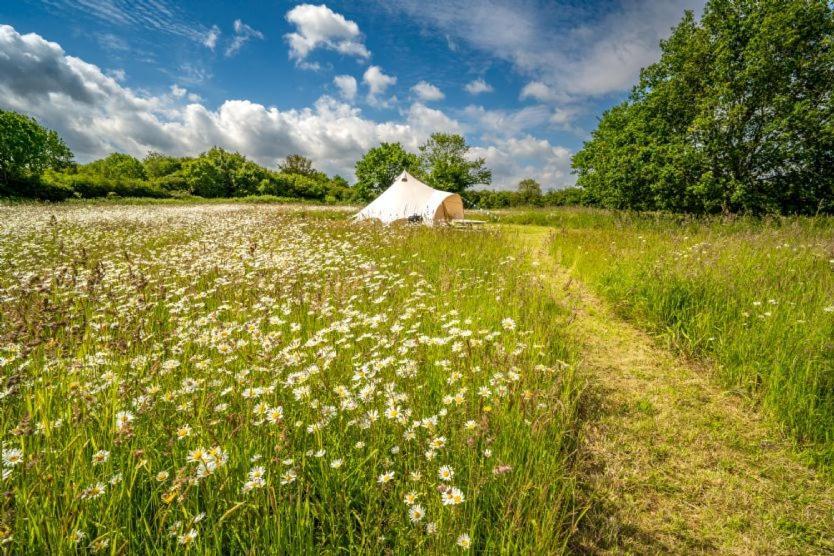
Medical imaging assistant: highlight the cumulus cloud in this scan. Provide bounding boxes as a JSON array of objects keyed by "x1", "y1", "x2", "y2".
[
  {"x1": 363, "y1": 65, "x2": 397, "y2": 104},
  {"x1": 333, "y1": 75, "x2": 358, "y2": 101},
  {"x1": 284, "y1": 4, "x2": 370, "y2": 64},
  {"x1": 225, "y1": 19, "x2": 264, "y2": 58},
  {"x1": 464, "y1": 78, "x2": 493, "y2": 95},
  {"x1": 470, "y1": 136, "x2": 574, "y2": 190},
  {"x1": 519, "y1": 81, "x2": 560, "y2": 103},
  {"x1": 411, "y1": 81, "x2": 444, "y2": 102},
  {"x1": 0, "y1": 24, "x2": 570, "y2": 188}
]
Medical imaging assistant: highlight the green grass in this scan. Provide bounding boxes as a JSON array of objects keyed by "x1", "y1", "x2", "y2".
[
  {"x1": 495, "y1": 207, "x2": 834, "y2": 470},
  {"x1": 0, "y1": 204, "x2": 583, "y2": 553}
]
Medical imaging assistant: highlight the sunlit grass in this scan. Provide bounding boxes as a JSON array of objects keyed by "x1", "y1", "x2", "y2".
[
  {"x1": 0, "y1": 204, "x2": 583, "y2": 553},
  {"x1": 498, "y1": 207, "x2": 834, "y2": 471}
]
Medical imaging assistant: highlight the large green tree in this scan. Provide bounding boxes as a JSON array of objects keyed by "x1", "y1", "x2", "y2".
[
  {"x1": 573, "y1": 0, "x2": 834, "y2": 214},
  {"x1": 353, "y1": 142, "x2": 420, "y2": 201},
  {"x1": 0, "y1": 109, "x2": 73, "y2": 184},
  {"x1": 81, "y1": 153, "x2": 147, "y2": 180},
  {"x1": 182, "y1": 147, "x2": 268, "y2": 197},
  {"x1": 418, "y1": 133, "x2": 491, "y2": 194},
  {"x1": 143, "y1": 152, "x2": 183, "y2": 178},
  {"x1": 517, "y1": 178, "x2": 543, "y2": 205}
]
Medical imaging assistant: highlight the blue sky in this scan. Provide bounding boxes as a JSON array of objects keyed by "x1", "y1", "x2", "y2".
[{"x1": 0, "y1": 0, "x2": 704, "y2": 189}]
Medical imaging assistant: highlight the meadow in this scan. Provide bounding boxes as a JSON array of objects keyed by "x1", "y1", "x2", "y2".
[
  {"x1": 0, "y1": 204, "x2": 583, "y2": 553},
  {"x1": 492, "y1": 208, "x2": 834, "y2": 470}
]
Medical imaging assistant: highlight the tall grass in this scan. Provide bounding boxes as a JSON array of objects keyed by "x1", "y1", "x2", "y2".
[
  {"x1": 0, "y1": 204, "x2": 583, "y2": 553},
  {"x1": 507, "y1": 207, "x2": 834, "y2": 470}
]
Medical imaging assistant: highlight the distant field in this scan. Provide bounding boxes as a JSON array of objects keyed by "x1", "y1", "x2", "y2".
[
  {"x1": 493, "y1": 208, "x2": 834, "y2": 470},
  {"x1": 0, "y1": 204, "x2": 582, "y2": 552}
]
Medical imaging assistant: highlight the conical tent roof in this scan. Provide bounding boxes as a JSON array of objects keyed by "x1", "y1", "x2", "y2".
[{"x1": 353, "y1": 171, "x2": 464, "y2": 225}]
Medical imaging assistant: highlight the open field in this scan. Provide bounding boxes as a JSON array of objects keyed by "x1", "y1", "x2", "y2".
[
  {"x1": 0, "y1": 204, "x2": 582, "y2": 553},
  {"x1": 1, "y1": 202, "x2": 834, "y2": 553}
]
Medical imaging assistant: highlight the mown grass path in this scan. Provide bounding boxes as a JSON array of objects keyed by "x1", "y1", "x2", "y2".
[{"x1": 511, "y1": 225, "x2": 834, "y2": 554}]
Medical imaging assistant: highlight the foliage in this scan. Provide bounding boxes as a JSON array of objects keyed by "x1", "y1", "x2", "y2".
[
  {"x1": 353, "y1": 142, "x2": 421, "y2": 202},
  {"x1": 573, "y1": 0, "x2": 834, "y2": 215},
  {"x1": 517, "y1": 179, "x2": 543, "y2": 206},
  {"x1": 0, "y1": 109, "x2": 73, "y2": 185},
  {"x1": 0, "y1": 205, "x2": 583, "y2": 553},
  {"x1": 80, "y1": 153, "x2": 147, "y2": 181},
  {"x1": 278, "y1": 154, "x2": 316, "y2": 177},
  {"x1": 418, "y1": 134, "x2": 492, "y2": 194},
  {"x1": 463, "y1": 187, "x2": 586, "y2": 210},
  {"x1": 143, "y1": 152, "x2": 184, "y2": 179},
  {"x1": 181, "y1": 147, "x2": 268, "y2": 198}
]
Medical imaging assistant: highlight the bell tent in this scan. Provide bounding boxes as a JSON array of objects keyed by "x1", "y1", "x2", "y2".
[{"x1": 353, "y1": 171, "x2": 464, "y2": 225}]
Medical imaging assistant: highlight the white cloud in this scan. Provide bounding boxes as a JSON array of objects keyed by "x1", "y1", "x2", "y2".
[
  {"x1": 363, "y1": 65, "x2": 397, "y2": 104},
  {"x1": 203, "y1": 25, "x2": 220, "y2": 50},
  {"x1": 463, "y1": 104, "x2": 553, "y2": 137},
  {"x1": 464, "y1": 78, "x2": 493, "y2": 95},
  {"x1": 107, "y1": 68, "x2": 127, "y2": 82},
  {"x1": 470, "y1": 136, "x2": 574, "y2": 190},
  {"x1": 519, "y1": 81, "x2": 560, "y2": 103},
  {"x1": 333, "y1": 75, "x2": 358, "y2": 101},
  {"x1": 284, "y1": 4, "x2": 370, "y2": 64},
  {"x1": 225, "y1": 19, "x2": 264, "y2": 58},
  {"x1": 411, "y1": 81, "x2": 444, "y2": 102},
  {"x1": 406, "y1": 102, "x2": 461, "y2": 135},
  {"x1": 170, "y1": 84, "x2": 187, "y2": 98}
]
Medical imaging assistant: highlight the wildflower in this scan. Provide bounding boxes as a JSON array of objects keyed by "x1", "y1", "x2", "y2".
[
  {"x1": 280, "y1": 469, "x2": 297, "y2": 485},
  {"x1": 186, "y1": 448, "x2": 208, "y2": 464},
  {"x1": 330, "y1": 459, "x2": 343, "y2": 469},
  {"x1": 115, "y1": 410, "x2": 134, "y2": 431},
  {"x1": 409, "y1": 471, "x2": 422, "y2": 481},
  {"x1": 438, "y1": 465, "x2": 454, "y2": 482},
  {"x1": 176, "y1": 424, "x2": 192, "y2": 440},
  {"x1": 403, "y1": 491, "x2": 419, "y2": 505},
  {"x1": 266, "y1": 406, "x2": 284, "y2": 424},
  {"x1": 2, "y1": 448, "x2": 23, "y2": 467},
  {"x1": 71, "y1": 530, "x2": 86, "y2": 543},
  {"x1": 426, "y1": 522, "x2": 438, "y2": 535},
  {"x1": 156, "y1": 471, "x2": 170, "y2": 482},
  {"x1": 441, "y1": 487, "x2": 465, "y2": 506},
  {"x1": 409, "y1": 504, "x2": 425, "y2": 523},
  {"x1": 457, "y1": 533, "x2": 472, "y2": 549},
  {"x1": 178, "y1": 528, "x2": 198, "y2": 545},
  {"x1": 377, "y1": 471, "x2": 395, "y2": 484},
  {"x1": 501, "y1": 318, "x2": 516, "y2": 331},
  {"x1": 91, "y1": 450, "x2": 110, "y2": 465},
  {"x1": 81, "y1": 482, "x2": 106, "y2": 500}
]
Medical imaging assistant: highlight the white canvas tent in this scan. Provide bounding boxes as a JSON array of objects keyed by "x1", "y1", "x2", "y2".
[{"x1": 353, "y1": 171, "x2": 464, "y2": 225}]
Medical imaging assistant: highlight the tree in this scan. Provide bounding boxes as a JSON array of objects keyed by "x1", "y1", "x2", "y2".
[
  {"x1": 182, "y1": 147, "x2": 267, "y2": 197},
  {"x1": 517, "y1": 178, "x2": 543, "y2": 205},
  {"x1": 353, "y1": 142, "x2": 420, "y2": 201},
  {"x1": 0, "y1": 109, "x2": 73, "y2": 184},
  {"x1": 80, "y1": 153, "x2": 147, "y2": 180},
  {"x1": 418, "y1": 133, "x2": 491, "y2": 194},
  {"x1": 279, "y1": 154, "x2": 315, "y2": 176},
  {"x1": 143, "y1": 152, "x2": 183, "y2": 178},
  {"x1": 573, "y1": 0, "x2": 834, "y2": 214}
]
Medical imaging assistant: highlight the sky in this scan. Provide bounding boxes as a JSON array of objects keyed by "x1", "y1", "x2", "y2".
[{"x1": 0, "y1": 0, "x2": 705, "y2": 189}]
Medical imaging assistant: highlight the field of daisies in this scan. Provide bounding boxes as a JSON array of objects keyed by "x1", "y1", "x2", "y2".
[{"x1": 0, "y1": 204, "x2": 583, "y2": 553}]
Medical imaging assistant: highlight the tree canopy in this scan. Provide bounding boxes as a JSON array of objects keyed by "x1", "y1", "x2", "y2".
[
  {"x1": 353, "y1": 142, "x2": 421, "y2": 202},
  {"x1": 0, "y1": 109, "x2": 73, "y2": 184},
  {"x1": 573, "y1": 0, "x2": 834, "y2": 214},
  {"x1": 81, "y1": 153, "x2": 147, "y2": 180},
  {"x1": 418, "y1": 133, "x2": 492, "y2": 194}
]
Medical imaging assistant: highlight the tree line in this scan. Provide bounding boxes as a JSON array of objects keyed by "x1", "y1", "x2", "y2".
[{"x1": 0, "y1": 108, "x2": 580, "y2": 206}]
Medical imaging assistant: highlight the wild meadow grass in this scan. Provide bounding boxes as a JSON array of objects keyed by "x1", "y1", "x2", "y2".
[
  {"x1": 498, "y1": 208, "x2": 834, "y2": 471},
  {"x1": 0, "y1": 204, "x2": 582, "y2": 553}
]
